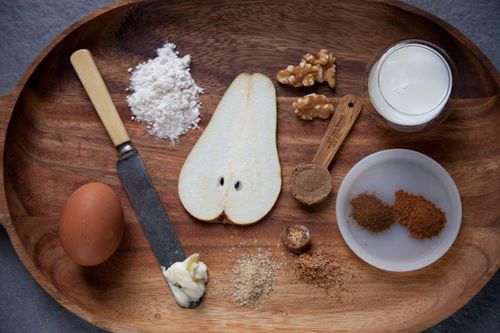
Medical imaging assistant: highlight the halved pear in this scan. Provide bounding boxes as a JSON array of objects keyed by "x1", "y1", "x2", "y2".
[{"x1": 178, "y1": 73, "x2": 281, "y2": 225}]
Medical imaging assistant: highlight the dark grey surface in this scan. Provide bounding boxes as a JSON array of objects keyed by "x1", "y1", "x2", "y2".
[{"x1": 0, "y1": 1, "x2": 498, "y2": 332}]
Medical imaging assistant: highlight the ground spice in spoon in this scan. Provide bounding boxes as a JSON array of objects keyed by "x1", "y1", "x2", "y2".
[
  {"x1": 290, "y1": 162, "x2": 332, "y2": 205},
  {"x1": 394, "y1": 190, "x2": 446, "y2": 239},
  {"x1": 349, "y1": 192, "x2": 395, "y2": 232}
]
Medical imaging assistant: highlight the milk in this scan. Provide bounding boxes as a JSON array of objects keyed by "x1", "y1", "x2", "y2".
[{"x1": 368, "y1": 41, "x2": 452, "y2": 129}]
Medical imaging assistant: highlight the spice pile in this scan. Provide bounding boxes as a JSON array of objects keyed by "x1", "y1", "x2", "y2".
[
  {"x1": 223, "y1": 249, "x2": 281, "y2": 308},
  {"x1": 291, "y1": 249, "x2": 351, "y2": 303},
  {"x1": 350, "y1": 193, "x2": 395, "y2": 232},
  {"x1": 290, "y1": 162, "x2": 332, "y2": 205},
  {"x1": 127, "y1": 42, "x2": 203, "y2": 143},
  {"x1": 280, "y1": 225, "x2": 352, "y2": 302},
  {"x1": 394, "y1": 190, "x2": 447, "y2": 239},
  {"x1": 349, "y1": 190, "x2": 446, "y2": 239}
]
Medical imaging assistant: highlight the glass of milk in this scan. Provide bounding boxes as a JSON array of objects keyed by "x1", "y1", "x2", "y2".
[{"x1": 366, "y1": 40, "x2": 453, "y2": 132}]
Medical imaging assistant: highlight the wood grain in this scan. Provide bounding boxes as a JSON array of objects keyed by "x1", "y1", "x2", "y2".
[
  {"x1": 70, "y1": 49, "x2": 130, "y2": 147},
  {"x1": 0, "y1": 0, "x2": 498, "y2": 332},
  {"x1": 313, "y1": 94, "x2": 362, "y2": 168}
]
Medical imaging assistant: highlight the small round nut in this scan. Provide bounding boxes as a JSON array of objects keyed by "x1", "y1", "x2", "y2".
[{"x1": 281, "y1": 224, "x2": 311, "y2": 254}]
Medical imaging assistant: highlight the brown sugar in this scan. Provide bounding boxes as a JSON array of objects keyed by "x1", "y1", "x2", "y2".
[
  {"x1": 349, "y1": 192, "x2": 395, "y2": 232},
  {"x1": 394, "y1": 190, "x2": 447, "y2": 239}
]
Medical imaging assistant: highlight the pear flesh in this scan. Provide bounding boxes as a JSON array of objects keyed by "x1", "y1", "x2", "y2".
[{"x1": 178, "y1": 73, "x2": 281, "y2": 225}]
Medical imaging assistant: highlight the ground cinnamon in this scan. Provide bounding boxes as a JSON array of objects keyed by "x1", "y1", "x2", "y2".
[
  {"x1": 349, "y1": 192, "x2": 395, "y2": 232},
  {"x1": 393, "y1": 190, "x2": 446, "y2": 239}
]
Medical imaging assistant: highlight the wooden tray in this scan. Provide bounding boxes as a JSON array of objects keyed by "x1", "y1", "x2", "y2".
[{"x1": 0, "y1": 0, "x2": 498, "y2": 332}]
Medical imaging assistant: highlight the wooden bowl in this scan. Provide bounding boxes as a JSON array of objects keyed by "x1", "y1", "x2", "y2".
[{"x1": 0, "y1": 1, "x2": 498, "y2": 332}]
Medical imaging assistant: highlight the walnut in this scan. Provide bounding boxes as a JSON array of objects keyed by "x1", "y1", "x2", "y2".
[
  {"x1": 276, "y1": 49, "x2": 337, "y2": 89},
  {"x1": 276, "y1": 62, "x2": 321, "y2": 87},
  {"x1": 293, "y1": 93, "x2": 334, "y2": 120}
]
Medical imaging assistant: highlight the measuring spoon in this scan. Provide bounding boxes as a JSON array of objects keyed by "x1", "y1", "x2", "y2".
[{"x1": 290, "y1": 94, "x2": 362, "y2": 205}]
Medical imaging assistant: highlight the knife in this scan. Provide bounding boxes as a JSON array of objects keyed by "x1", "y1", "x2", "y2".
[{"x1": 70, "y1": 49, "x2": 185, "y2": 270}]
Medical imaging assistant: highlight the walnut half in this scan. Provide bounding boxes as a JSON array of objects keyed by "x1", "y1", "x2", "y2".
[
  {"x1": 276, "y1": 49, "x2": 337, "y2": 89},
  {"x1": 293, "y1": 93, "x2": 334, "y2": 120}
]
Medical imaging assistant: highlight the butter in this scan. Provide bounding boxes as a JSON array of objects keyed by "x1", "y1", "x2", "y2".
[{"x1": 162, "y1": 253, "x2": 208, "y2": 308}]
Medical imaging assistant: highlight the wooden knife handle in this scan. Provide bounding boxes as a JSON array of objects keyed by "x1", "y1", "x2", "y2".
[
  {"x1": 312, "y1": 94, "x2": 362, "y2": 168},
  {"x1": 70, "y1": 49, "x2": 130, "y2": 147}
]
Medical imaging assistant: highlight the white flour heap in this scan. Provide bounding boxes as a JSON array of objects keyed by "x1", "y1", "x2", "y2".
[{"x1": 127, "y1": 42, "x2": 203, "y2": 143}]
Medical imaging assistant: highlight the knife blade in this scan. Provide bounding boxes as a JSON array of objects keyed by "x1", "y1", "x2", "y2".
[
  {"x1": 116, "y1": 144, "x2": 185, "y2": 267},
  {"x1": 70, "y1": 49, "x2": 185, "y2": 269}
]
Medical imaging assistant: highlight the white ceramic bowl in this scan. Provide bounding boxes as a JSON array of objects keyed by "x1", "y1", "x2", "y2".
[{"x1": 336, "y1": 149, "x2": 462, "y2": 272}]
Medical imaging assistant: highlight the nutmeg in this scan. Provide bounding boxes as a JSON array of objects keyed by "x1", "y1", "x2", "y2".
[{"x1": 281, "y1": 224, "x2": 311, "y2": 253}]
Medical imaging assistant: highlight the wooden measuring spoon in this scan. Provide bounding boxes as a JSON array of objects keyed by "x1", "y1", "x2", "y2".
[{"x1": 290, "y1": 94, "x2": 362, "y2": 205}]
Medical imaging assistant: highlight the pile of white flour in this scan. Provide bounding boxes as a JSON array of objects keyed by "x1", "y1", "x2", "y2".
[{"x1": 127, "y1": 42, "x2": 203, "y2": 143}]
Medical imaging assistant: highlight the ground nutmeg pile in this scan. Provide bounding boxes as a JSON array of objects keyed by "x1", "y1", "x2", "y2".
[
  {"x1": 350, "y1": 192, "x2": 395, "y2": 232},
  {"x1": 291, "y1": 249, "x2": 351, "y2": 302}
]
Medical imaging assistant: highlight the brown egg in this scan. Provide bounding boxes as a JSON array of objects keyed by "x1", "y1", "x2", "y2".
[{"x1": 59, "y1": 182, "x2": 124, "y2": 266}]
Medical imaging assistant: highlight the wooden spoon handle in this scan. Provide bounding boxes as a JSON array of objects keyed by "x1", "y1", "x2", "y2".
[
  {"x1": 312, "y1": 94, "x2": 362, "y2": 168},
  {"x1": 70, "y1": 49, "x2": 130, "y2": 147}
]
